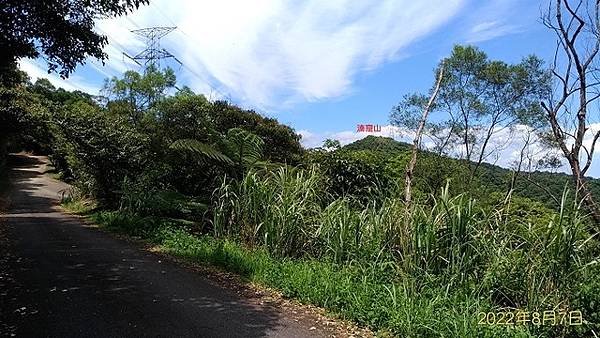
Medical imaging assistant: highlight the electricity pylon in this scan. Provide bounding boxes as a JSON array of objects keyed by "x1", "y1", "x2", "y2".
[{"x1": 123, "y1": 26, "x2": 182, "y2": 70}]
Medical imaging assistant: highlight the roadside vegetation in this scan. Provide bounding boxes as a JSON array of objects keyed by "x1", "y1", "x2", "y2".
[
  {"x1": 2, "y1": 0, "x2": 600, "y2": 337},
  {"x1": 63, "y1": 176, "x2": 598, "y2": 337}
]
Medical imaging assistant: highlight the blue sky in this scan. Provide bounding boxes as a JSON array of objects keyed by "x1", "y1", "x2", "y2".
[{"x1": 22, "y1": 0, "x2": 598, "y2": 175}]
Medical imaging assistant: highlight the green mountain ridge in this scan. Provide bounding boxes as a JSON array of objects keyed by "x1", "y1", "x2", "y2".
[{"x1": 343, "y1": 135, "x2": 600, "y2": 210}]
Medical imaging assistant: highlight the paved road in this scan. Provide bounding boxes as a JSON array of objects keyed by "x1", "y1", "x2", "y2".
[{"x1": 0, "y1": 155, "x2": 324, "y2": 337}]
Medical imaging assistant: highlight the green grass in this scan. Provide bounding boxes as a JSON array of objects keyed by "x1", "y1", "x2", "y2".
[
  {"x1": 61, "y1": 168, "x2": 600, "y2": 337},
  {"x1": 62, "y1": 197, "x2": 96, "y2": 214},
  {"x1": 64, "y1": 203, "x2": 537, "y2": 337}
]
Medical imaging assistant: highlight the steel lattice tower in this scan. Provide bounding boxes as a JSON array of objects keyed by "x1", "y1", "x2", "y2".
[{"x1": 123, "y1": 26, "x2": 181, "y2": 70}]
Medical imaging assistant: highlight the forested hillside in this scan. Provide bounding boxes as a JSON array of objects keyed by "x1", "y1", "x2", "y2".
[{"x1": 343, "y1": 135, "x2": 600, "y2": 211}]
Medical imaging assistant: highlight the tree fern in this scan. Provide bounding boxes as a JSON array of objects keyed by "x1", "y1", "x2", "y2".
[
  {"x1": 170, "y1": 128, "x2": 266, "y2": 173},
  {"x1": 170, "y1": 139, "x2": 234, "y2": 165},
  {"x1": 225, "y1": 128, "x2": 264, "y2": 167}
]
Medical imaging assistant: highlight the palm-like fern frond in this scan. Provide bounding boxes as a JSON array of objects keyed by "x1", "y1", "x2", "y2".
[
  {"x1": 170, "y1": 139, "x2": 234, "y2": 165},
  {"x1": 170, "y1": 128, "x2": 265, "y2": 173},
  {"x1": 225, "y1": 128, "x2": 264, "y2": 167}
]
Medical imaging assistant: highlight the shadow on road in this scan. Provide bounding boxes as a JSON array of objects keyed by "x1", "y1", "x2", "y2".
[
  {"x1": 1, "y1": 154, "x2": 298, "y2": 337},
  {"x1": 6, "y1": 153, "x2": 45, "y2": 168}
]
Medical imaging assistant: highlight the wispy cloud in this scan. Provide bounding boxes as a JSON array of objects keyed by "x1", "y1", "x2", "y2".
[
  {"x1": 93, "y1": 19, "x2": 146, "y2": 75},
  {"x1": 97, "y1": 0, "x2": 466, "y2": 108},
  {"x1": 460, "y1": 0, "x2": 528, "y2": 44},
  {"x1": 466, "y1": 20, "x2": 521, "y2": 43},
  {"x1": 18, "y1": 59, "x2": 101, "y2": 94}
]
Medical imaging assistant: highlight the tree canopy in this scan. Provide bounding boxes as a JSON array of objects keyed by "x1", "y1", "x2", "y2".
[
  {"x1": 0, "y1": 0, "x2": 148, "y2": 83},
  {"x1": 391, "y1": 45, "x2": 551, "y2": 180}
]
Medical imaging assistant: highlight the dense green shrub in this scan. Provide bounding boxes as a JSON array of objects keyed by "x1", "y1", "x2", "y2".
[
  {"x1": 120, "y1": 175, "x2": 207, "y2": 220},
  {"x1": 210, "y1": 101, "x2": 303, "y2": 164},
  {"x1": 51, "y1": 100, "x2": 150, "y2": 206},
  {"x1": 305, "y1": 148, "x2": 393, "y2": 206}
]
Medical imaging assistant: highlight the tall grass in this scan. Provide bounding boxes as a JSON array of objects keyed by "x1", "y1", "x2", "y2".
[
  {"x1": 66, "y1": 166, "x2": 599, "y2": 337},
  {"x1": 212, "y1": 167, "x2": 322, "y2": 256},
  {"x1": 208, "y1": 166, "x2": 599, "y2": 337},
  {"x1": 212, "y1": 168, "x2": 484, "y2": 275}
]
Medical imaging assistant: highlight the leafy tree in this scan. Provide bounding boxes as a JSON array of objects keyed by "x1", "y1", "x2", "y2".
[
  {"x1": 0, "y1": 61, "x2": 28, "y2": 88},
  {"x1": 322, "y1": 139, "x2": 341, "y2": 151},
  {"x1": 307, "y1": 148, "x2": 392, "y2": 206},
  {"x1": 1, "y1": 0, "x2": 148, "y2": 83},
  {"x1": 142, "y1": 91, "x2": 221, "y2": 197},
  {"x1": 391, "y1": 45, "x2": 551, "y2": 181},
  {"x1": 0, "y1": 82, "x2": 49, "y2": 162},
  {"x1": 151, "y1": 90, "x2": 215, "y2": 148},
  {"x1": 102, "y1": 66, "x2": 176, "y2": 123},
  {"x1": 385, "y1": 151, "x2": 470, "y2": 201},
  {"x1": 210, "y1": 101, "x2": 303, "y2": 164},
  {"x1": 29, "y1": 78, "x2": 93, "y2": 105},
  {"x1": 170, "y1": 127, "x2": 265, "y2": 179},
  {"x1": 51, "y1": 100, "x2": 149, "y2": 206}
]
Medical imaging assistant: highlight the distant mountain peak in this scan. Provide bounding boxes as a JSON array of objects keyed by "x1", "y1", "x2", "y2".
[{"x1": 343, "y1": 135, "x2": 411, "y2": 153}]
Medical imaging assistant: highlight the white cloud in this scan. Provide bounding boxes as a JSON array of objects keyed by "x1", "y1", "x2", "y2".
[
  {"x1": 93, "y1": 19, "x2": 147, "y2": 75},
  {"x1": 461, "y1": 0, "x2": 525, "y2": 44},
  {"x1": 298, "y1": 130, "x2": 321, "y2": 148},
  {"x1": 466, "y1": 20, "x2": 521, "y2": 43},
  {"x1": 18, "y1": 59, "x2": 101, "y2": 94},
  {"x1": 96, "y1": 0, "x2": 466, "y2": 108}
]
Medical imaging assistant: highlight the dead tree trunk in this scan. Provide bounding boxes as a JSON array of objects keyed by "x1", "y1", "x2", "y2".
[
  {"x1": 404, "y1": 63, "x2": 445, "y2": 208},
  {"x1": 542, "y1": 0, "x2": 600, "y2": 226}
]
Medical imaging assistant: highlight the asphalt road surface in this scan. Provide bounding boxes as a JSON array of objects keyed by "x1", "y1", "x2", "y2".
[{"x1": 0, "y1": 155, "x2": 326, "y2": 337}]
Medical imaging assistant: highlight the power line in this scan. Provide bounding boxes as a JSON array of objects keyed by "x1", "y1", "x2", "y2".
[
  {"x1": 148, "y1": 2, "x2": 194, "y2": 40},
  {"x1": 91, "y1": 26, "x2": 144, "y2": 80},
  {"x1": 125, "y1": 16, "x2": 141, "y2": 29},
  {"x1": 137, "y1": 5, "x2": 234, "y2": 103},
  {"x1": 180, "y1": 63, "x2": 229, "y2": 101},
  {"x1": 89, "y1": 59, "x2": 115, "y2": 79},
  {"x1": 110, "y1": 12, "x2": 247, "y2": 108},
  {"x1": 149, "y1": 2, "x2": 177, "y2": 27},
  {"x1": 97, "y1": 28, "x2": 126, "y2": 53}
]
